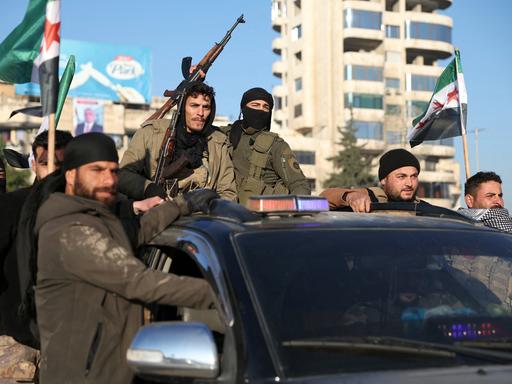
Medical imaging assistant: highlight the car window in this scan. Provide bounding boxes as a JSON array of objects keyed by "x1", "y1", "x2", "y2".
[{"x1": 235, "y1": 228, "x2": 512, "y2": 377}]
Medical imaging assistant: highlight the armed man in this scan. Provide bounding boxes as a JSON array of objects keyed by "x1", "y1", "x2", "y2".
[
  {"x1": 226, "y1": 87, "x2": 310, "y2": 205},
  {"x1": 118, "y1": 81, "x2": 237, "y2": 201}
]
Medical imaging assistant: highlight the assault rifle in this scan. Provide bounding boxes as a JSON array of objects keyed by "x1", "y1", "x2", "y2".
[
  {"x1": 147, "y1": 14, "x2": 245, "y2": 198},
  {"x1": 143, "y1": 15, "x2": 245, "y2": 270}
]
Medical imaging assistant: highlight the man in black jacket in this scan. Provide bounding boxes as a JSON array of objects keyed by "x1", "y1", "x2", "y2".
[{"x1": 0, "y1": 130, "x2": 72, "y2": 345}]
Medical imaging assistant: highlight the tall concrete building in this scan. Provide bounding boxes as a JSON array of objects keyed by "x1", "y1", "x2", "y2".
[{"x1": 270, "y1": 0, "x2": 460, "y2": 207}]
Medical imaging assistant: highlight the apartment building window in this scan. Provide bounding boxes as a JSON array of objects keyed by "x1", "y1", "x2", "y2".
[
  {"x1": 386, "y1": 131, "x2": 402, "y2": 144},
  {"x1": 407, "y1": 100, "x2": 429, "y2": 118},
  {"x1": 429, "y1": 138, "x2": 455, "y2": 147},
  {"x1": 275, "y1": 96, "x2": 283, "y2": 110},
  {"x1": 385, "y1": 104, "x2": 401, "y2": 115},
  {"x1": 295, "y1": 77, "x2": 303, "y2": 91},
  {"x1": 344, "y1": 65, "x2": 383, "y2": 81},
  {"x1": 343, "y1": 9, "x2": 382, "y2": 30},
  {"x1": 385, "y1": 51, "x2": 401, "y2": 64},
  {"x1": 409, "y1": 74, "x2": 438, "y2": 92},
  {"x1": 294, "y1": 0, "x2": 301, "y2": 14},
  {"x1": 425, "y1": 157, "x2": 438, "y2": 172},
  {"x1": 295, "y1": 150, "x2": 316, "y2": 165},
  {"x1": 385, "y1": 25, "x2": 400, "y2": 38},
  {"x1": 294, "y1": 51, "x2": 302, "y2": 64},
  {"x1": 345, "y1": 93, "x2": 383, "y2": 109},
  {"x1": 406, "y1": 21, "x2": 451, "y2": 43},
  {"x1": 271, "y1": 0, "x2": 287, "y2": 20},
  {"x1": 417, "y1": 182, "x2": 450, "y2": 199},
  {"x1": 291, "y1": 24, "x2": 302, "y2": 41},
  {"x1": 294, "y1": 104, "x2": 303, "y2": 117},
  {"x1": 352, "y1": 120, "x2": 383, "y2": 140},
  {"x1": 385, "y1": 77, "x2": 400, "y2": 89}
]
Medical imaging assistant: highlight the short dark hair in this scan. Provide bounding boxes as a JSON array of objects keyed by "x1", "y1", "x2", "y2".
[
  {"x1": 185, "y1": 82, "x2": 215, "y2": 101},
  {"x1": 464, "y1": 171, "x2": 502, "y2": 196},
  {"x1": 32, "y1": 130, "x2": 73, "y2": 158}
]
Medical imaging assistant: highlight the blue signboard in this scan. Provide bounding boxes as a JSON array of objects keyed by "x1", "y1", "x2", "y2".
[{"x1": 16, "y1": 39, "x2": 152, "y2": 104}]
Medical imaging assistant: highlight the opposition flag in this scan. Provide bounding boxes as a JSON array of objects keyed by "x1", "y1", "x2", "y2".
[
  {"x1": 408, "y1": 50, "x2": 468, "y2": 147},
  {"x1": 10, "y1": 55, "x2": 76, "y2": 128},
  {"x1": 0, "y1": 0, "x2": 46, "y2": 83},
  {"x1": 36, "y1": 0, "x2": 61, "y2": 117},
  {"x1": 0, "y1": 0, "x2": 60, "y2": 117}
]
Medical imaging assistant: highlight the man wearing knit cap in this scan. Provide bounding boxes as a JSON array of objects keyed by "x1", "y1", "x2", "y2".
[
  {"x1": 321, "y1": 148, "x2": 421, "y2": 212},
  {"x1": 226, "y1": 87, "x2": 310, "y2": 205},
  {"x1": 32, "y1": 133, "x2": 218, "y2": 383}
]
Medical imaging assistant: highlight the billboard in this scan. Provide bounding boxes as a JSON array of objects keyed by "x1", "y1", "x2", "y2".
[{"x1": 16, "y1": 39, "x2": 152, "y2": 104}]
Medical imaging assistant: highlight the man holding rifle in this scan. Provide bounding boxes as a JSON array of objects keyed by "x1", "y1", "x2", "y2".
[
  {"x1": 118, "y1": 15, "x2": 245, "y2": 201},
  {"x1": 118, "y1": 81, "x2": 237, "y2": 201}
]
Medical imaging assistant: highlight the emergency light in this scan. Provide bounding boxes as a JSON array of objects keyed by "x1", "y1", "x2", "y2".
[{"x1": 246, "y1": 195, "x2": 329, "y2": 214}]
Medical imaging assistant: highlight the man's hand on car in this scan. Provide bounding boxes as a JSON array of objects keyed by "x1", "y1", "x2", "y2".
[
  {"x1": 345, "y1": 191, "x2": 372, "y2": 213},
  {"x1": 182, "y1": 189, "x2": 220, "y2": 215},
  {"x1": 133, "y1": 196, "x2": 164, "y2": 215}
]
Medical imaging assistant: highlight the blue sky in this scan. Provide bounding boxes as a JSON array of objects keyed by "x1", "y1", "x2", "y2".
[{"x1": 1, "y1": 0, "x2": 511, "y2": 203}]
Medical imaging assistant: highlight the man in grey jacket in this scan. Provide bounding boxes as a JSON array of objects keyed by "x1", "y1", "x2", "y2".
[{"x1": 33, "y1": 133, "x2": 218, "y2": 384}]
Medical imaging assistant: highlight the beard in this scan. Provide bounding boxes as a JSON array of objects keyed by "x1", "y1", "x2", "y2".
[
  {"x1": 386, "y1": 187, "x2": 417, "y2": 202},
  {"x1": 73, "y1": 178, "x2": 117, "y2": 207}
]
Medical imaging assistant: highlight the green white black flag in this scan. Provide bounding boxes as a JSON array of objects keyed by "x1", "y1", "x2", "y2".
[
  {"x1": 408, "y1": 50, "x2": 468, "y2": 147},
  {"x1": 0, "y1": 0, "x2": 46, "y2": 83},
  {"x1": 0, "y1": 0, "x2": 60, "y2": 117}
]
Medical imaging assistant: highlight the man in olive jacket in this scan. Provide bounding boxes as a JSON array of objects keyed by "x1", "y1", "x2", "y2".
[
  {"x1": 33, "y1": 133, "x2": 217, "y2": 384},
  {"x1": 119, "y1": 82, "x2": 237, "y2": 201},
  {"x1": 226, "y1": 87, "x2": 310, "y2": 205}
]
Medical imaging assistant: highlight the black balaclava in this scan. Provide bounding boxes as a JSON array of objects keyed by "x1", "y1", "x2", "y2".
[
  {"x1": 230, "y1": 87, "x2": 274, "y2": 149},
  {"x1": 173, "y1": 82, "x2": 216, "y2": 169},
  {"x1": 241, "y1": 87, "x2": 274, "y2": 132}
]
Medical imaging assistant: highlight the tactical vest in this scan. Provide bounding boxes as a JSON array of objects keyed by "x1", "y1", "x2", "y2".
[{"x1": 238, "y1": 132, "x2": 289, "y2": 205}]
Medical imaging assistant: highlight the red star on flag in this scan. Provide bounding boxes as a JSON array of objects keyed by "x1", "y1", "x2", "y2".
[
  {"x1": 43, "y1": 18, "x2": 60, "y2": 49},
  {"x1": 446, "y1": 88, "x2": 459, "y2": 104}
]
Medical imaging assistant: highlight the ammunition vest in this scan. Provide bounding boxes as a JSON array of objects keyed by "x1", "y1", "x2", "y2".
[{"x1": 238, "y1": 131, "x2": 289, "y2": 205}]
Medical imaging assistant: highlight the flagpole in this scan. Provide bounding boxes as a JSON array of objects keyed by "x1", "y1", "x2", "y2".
[
  {"x1": 454, "y1": 49, "x2": 470, "y2": 180},
  {"x1": 48, "y1": 113, "x2": 55, "y2": 174},
  {"x1": 461, "y1": 132, "x2": 471, "y2": 180}
]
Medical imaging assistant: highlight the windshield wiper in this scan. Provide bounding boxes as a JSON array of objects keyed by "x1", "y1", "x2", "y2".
[
  {"x1": 457, "y1": 340, "x2": 512, "y2": 351},
  {"x1": 282, "y1": 336, "x2": 512, "y2": 363},
  {"x1": 283, "y1": 339, "x2": 455, "y2": 359}
]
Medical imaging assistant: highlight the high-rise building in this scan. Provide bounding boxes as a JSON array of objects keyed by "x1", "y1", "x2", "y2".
[{"x1": 271, "y1": 0, "x2": 460, "y2": 207}]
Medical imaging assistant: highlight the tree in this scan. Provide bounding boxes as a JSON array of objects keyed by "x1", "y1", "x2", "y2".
[
  {"x1": 323, "y1": 112, "x2": 377, "y2": 188},
  {"x1": 0, "y1": 137, "x2": 32, "y2": 192}
]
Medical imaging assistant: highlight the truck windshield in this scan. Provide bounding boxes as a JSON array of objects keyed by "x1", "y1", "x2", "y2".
[{"x1": 234, "y1": 228, "x2": 512, "y2": 377}]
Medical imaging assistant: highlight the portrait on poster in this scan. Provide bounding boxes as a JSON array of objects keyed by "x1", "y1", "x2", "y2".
[{"x1": 73, "y1": 99, "x2": 104, "y2": 136}]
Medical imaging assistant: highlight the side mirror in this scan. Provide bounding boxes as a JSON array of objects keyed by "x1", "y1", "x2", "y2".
[{"x1": 127, "y1": 322, "x2": 219, "y2": 379}]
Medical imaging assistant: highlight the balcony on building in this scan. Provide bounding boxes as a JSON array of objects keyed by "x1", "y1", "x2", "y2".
[
  {"x1": 411, "y1": 141, "x2": 456, "y2": 158},
  {"x1": 272, "y1": 60, "x2": 286, "y2": 78},
  {"x1": 272, "y1": 36, "x2": 286, "y2": 55},
  {"x1": 406, "y1": 0, "x2": 452, "y2": 13},
  {"x1": 343, "y1": 8, "x2": 384, "y2": 52},
  {"x1": 271, "y1": 0, "x2": 287, "y2": 33},
  {"x1": 404, "y1": 17, "x2": 453, "y2": 62},
  {"x1": 343, "y1": 51, "x2": 384, "y2": 67}
]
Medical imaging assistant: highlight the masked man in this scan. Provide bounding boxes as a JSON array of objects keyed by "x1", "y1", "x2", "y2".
[{"x1": 226, "y1": 87, "x2": 310, "y2": 205}]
